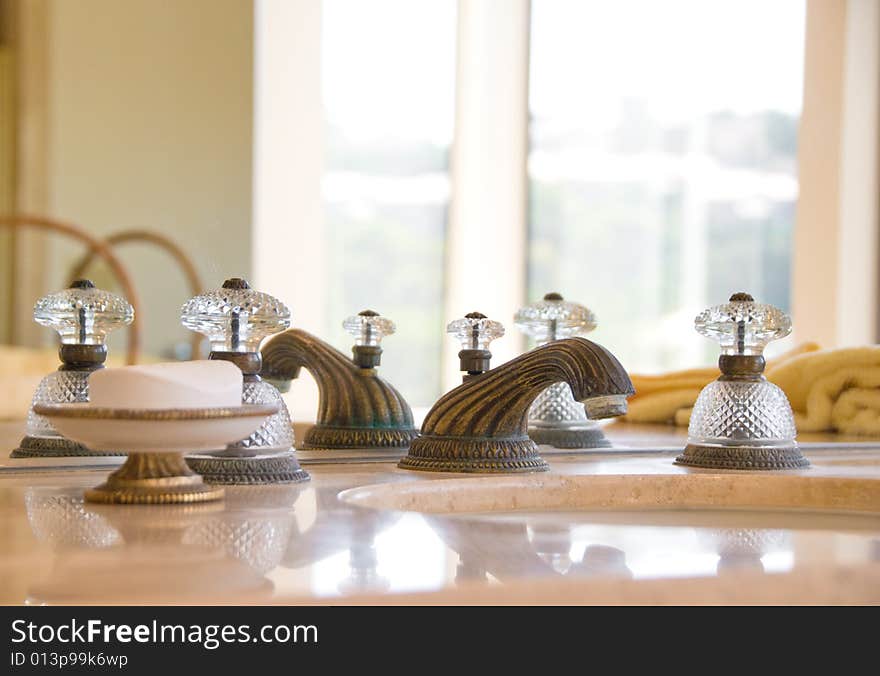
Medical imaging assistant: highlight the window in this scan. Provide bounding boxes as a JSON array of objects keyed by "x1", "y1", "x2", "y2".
[
  {"x1": 320, "y1": 0, "x2": 456, "y2": 405},
  {"x1": 528, "y1": 0, "x2": 805, "y2": 370},
  {"x1": 257, "y1": 0, "x2": 872, "y2": 420}
]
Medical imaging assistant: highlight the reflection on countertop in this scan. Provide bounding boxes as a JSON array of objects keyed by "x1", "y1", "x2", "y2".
[
  {"x1": 1, "y1": 422, "x2": 879, "y2": 604},
  {"x1": 21, "y1": 484, "x2": 316, "y2": 603}
]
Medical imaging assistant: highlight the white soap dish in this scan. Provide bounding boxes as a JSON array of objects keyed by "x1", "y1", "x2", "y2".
[{"x1": 35, "y1": 403, "x2": 278, "y2": 504}]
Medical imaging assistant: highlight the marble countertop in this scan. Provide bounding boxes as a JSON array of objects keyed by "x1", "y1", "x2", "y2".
[{"x1": 1, "y1": 420, "x2": 878, "y2": 605}]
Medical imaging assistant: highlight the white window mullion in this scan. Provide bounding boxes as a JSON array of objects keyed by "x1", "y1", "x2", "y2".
[
  {"x1": 793, "y1": 0, "x2": 880, "y2": 347},
  {"x1": 252, "y1": 0, "x2": 325, "y2": 418},
  {"x1": 837, "y1": 0, "x2": 879, "y2": 345},
  {"x1": 444, "y1": 0, "x2": 531, "y2": 391}
]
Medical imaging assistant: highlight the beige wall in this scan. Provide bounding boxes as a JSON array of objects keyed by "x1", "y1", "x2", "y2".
[
  {"x1": 0, "y1": 45, "x2": 14, "y2": 342},
  {"x1": 252, "y1": 0, "x2": 324, "y2": 420},
  {"x1": 41, "y1": 0, "x2": 253, "y2": 357}
]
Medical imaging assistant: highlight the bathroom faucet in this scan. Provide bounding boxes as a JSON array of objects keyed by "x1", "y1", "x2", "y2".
[
  {"x1": 398, "y1": 337, "x2": 635, "y2": 473},
  {"x1": 260, "y1": 328, "x2": 417, "y2": 450}
]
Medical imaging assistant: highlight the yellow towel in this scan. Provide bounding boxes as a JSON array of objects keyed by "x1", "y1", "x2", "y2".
[
  {"x1": 623, "y1": 342, "x2": 821, "y2": 426},
  {"x1": 768, "y1": 346, "x2": 880, "y2": 436}
]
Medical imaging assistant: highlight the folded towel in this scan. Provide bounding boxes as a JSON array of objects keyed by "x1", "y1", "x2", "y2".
[
  {"x1": 767, "y1": 346, "x2": 880, "y2": 436},
  {"x1": 623, "y1": 342, "x2": 821, "y2": 427}
]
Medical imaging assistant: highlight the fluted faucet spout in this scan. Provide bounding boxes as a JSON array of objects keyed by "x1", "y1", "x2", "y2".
[
  {"x1": 261, "y1": 329, "x2": 417, "y2": 450},
  {"x1": 399, "y1": 337, "x2": 634, "y2": 473}
]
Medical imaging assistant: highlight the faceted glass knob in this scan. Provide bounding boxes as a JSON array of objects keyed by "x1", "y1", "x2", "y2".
[
  {"x1": 514, "y1": 292, "x2": 597, "y2": 343},
  {"x1": 33, "y1": 279, "x2": 133, "y2": 345},
  {"x1": 694, "y1": 292, "x2": 791, "y2": 356},
  {"x1": 343, "y1": 310, "x2": 396, "y2": 347},
  {"x1": 180, "y1": 278, "x2": 290, "y2": 353},
  {"x1": 447, "y1": 312, "x2": 505, "y2": 351}
]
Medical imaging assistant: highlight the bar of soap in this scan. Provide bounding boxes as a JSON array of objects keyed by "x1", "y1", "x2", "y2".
[{"x1": 89, "y1": 360, "x2": 243, "y2": 409}]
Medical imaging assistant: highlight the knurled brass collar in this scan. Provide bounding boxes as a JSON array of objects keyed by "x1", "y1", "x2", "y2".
[
  {"x1": 459, "y1": 348, "x2": 491, "y2": 375},
  {"x1": 718, "y1": 354, "x2": 765, "y2": 379},
  {"x1": 59, "y1": 344, "x2": 107, "y2": 372},
  {"x1": 352, "y1": 345, "x2": 382, "y2": 369}
]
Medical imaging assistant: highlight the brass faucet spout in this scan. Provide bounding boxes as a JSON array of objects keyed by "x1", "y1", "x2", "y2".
[{"x1": 399, "y1": 337, "x2": 634, "y2": 473}]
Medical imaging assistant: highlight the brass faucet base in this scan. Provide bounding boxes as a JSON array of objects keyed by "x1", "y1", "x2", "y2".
[
  {"x1": 675, "y1": 443, "x2": 809, "y2": 470},
  {"x1": 528, "y1": 426, "x2": 611, "y2": 449},
  {"x1": 185, "y1": 452, "x2": 310, "y2": 485},
  {"x1": 11, "y1": 435, "x2": 122, "y2": 458},
  {"x1": 302, "y1": 425, "x2": 418, "y2": 450},
  {"x1": 398, "y1": 436, "x2": 549, "y2": 473},
  {"x1": 84, "y1": 452, "x2": 225, "y2": 504}
]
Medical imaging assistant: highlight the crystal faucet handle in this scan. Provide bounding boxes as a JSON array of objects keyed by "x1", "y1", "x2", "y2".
[
  {"x1": 447, "y1": 312, "x2": 505, "y2": 351},
  {"x1": 33, "y1": 279, "x2": 133, "y2": 346},
  {"x1": 694, "y1": 292, "x2": 791, "y2": 356},
  {"x1": 343, "y1": 310, "x2": 396, "y2": 347},
  {"x1": 180, "y1": 277, "x2": 291, "y2": 353},
  {"x1": 514, "y1": 292, "x2": 597, "y2": 342}
]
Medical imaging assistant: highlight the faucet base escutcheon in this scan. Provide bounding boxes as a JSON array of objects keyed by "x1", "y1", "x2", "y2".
[
  {"x1": 675, "y1": 443, "x2": 808, "y2": 470},
  {"x1": 301, "y1": 425, "x2": 418, "y2": 450},
  {"x1": 11, "y1": 436, "x2": 120, "y2": 458},
  {"x1": 398, "y1": 436, "x2": 549, "y2": 473},
  {"x1": 185, "y1": 452, "x2": 310, "y2": 485}
]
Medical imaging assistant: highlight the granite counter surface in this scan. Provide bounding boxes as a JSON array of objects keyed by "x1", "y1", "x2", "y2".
[{"x1": 1, "y1": 421, "x2": 878, "y2": 605}]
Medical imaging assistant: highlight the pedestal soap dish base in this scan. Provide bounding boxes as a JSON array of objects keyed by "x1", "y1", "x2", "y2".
[
  {"x1": 11, "y1": 435, "x2": 123, "y2": 458},
  {"x1": 185, "y1": 451, "x2": 310, "y2": 485},
  {"x1": 675, "y1": 443, "x2": 809, "y2": 470},
  {"x1": 529, "y1": 426, "x2": 611, "y2": 449},
  {"x1": 84, "y1": 452, "x2": 225, "y2": 504}
]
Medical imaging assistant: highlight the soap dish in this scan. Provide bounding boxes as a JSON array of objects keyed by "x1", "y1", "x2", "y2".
[{"x1": 35, "y1": 403, "x2": 278, "y2": 504}]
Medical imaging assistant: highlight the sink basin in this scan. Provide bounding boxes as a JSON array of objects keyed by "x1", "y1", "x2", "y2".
[
  {"x1": 339, "y1": 470, "x2": 880, "y2": 586},
  {"x1": 338, "y1": 463, "x2": 880, "y2": 601}
]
